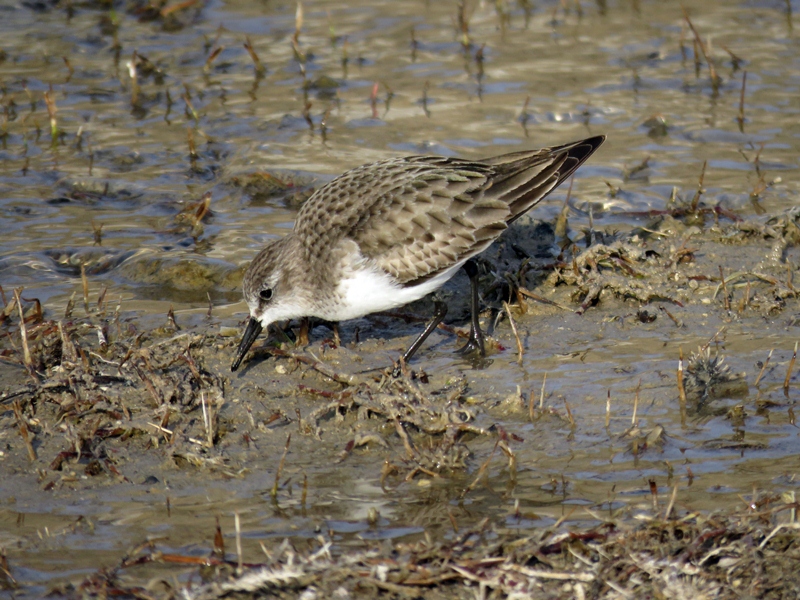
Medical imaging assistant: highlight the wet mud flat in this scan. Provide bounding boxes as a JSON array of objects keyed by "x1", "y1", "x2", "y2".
[
  {"x1": 1, "y1": 0, "x2": 800, "y2": 596},
  {"x1": 3, "y1": 203, "x2": 800, "y2": 598}
]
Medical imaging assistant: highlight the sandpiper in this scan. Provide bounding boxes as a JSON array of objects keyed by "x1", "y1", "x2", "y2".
[{"x1": 231, "y1": 135, "x2": 605, "y2": 372}]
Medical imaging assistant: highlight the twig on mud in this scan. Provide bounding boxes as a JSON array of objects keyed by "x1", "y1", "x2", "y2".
[
  {"x1": 181, "y1": 348, "x2": 203, "y2": 384},
  {"x1": 564, "y1": 399, "x2": 576, "y2": 428},
  {"x1": 690, "y1": 160, "x2": 707, "y2": 213},
  {"x1": 167, "y1": 305, "x2": 180, "y2": 331},
  {"x1": 528, "y1": 388, "x2": 535, "y2": 422},
  {"x1": 659, "y1": 305, "x2": 683, "y2": 327},
  {"x1": 13, "y1": 399, "x2": 37, "y2": 461},
  {"x1": 503, "y1": 302, "x2": 524, "y2": 366},
  {"x1": 244, "y1": 36, "x2": 266, "y2": 78},
  {"x1": 270, "y1": 347, "x2": 355, "y2": 385},
  {"x1": 298, "y1": 385, "x2": 353, "y2": 401},
  {"x1": 758, "y1": 523, "x2": 800, "y2": 550},
  {"x1": 683, "y1": 10, "x2": 721, "y2": 89},
  {"x1": 201, "y1": 392, "x2": 215, "y2": 447},
  {"x1": 649, "y1": 479, "x2": 659, "y2": 511},
  {"x1": 518, "y1": 287, "x2": 571, "y2": 310},
  {"x1": 700, "y1": 326, "x2": 727, "y2": 353},
  {"x1": 135, "y1": 364, "x2": 164, "y2": 406},
  {"x1": 665, "y1": 483, "x2": 679, "y2": 520},
  {"x1": 0, "y1": 385, "x2": 36, "y2": 405},
  {"x1": 81, "y1": 264, "x2": 90, "y2": 316},
  {"x1": 499, "y1": 564, "x2": 595, "y2": 583},
  {"x1": 235, "y1": 512, "x2": 243, "y2": 572},
  {"x1": 394, "y1": 418, "x2": 416, "y2": 460},
  {"x1": 632, "y1": 379, "x2": 640, "y2": 426},
  {"x1": 58, "y1": 321, "x2": 78, "y2": 365},
  {"x1": 147, "y1": 422, "x2": 173, "y2": 436},
  {"x1": 87, "y1": 351, "x2": 119, "y2": 366},
  {"x1": 13, "y1": 288, "x2": 36, "y2": 381},
  {"x1": 364, "y1": 577, "x2": 420, "y2": 597},
  {"x1": 271, "y1": 433, "x2": 291, "y2": 499},
  {"x1": 404, "y1": 465, "x2": 440, "y2": 482},
  {"x1": 784, "y1": 342, "x2": 797, "y2": 397},
  {"x1": 146, "y1": 332, "x2": 191, "y2": 350},
  {"x1": 737, "y1": 71, "x2": 747, "y2": 132},
  {"x1": 498, "y1": 438, "x2": 517, "y2": 479},
  {"x1": 718, "y1": 266, "x2": 730, "y2": 311},
  {"x1": 677, "y1": 347, "x2": 687, "y2": 428},
  {"x1": 539, "y1": 373, "x2": 547, "y2": 410},
  {"x1": 460, "y1": 439, "x2": 499, "y2": 499},
  {"x1": 755, "y1": 348, "x2": 773, "y2": 386}
]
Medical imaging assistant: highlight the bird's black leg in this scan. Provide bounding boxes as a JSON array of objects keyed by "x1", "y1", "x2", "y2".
[
  {"x1": 455, "y1": 259, "x2": 485, "y2": 356},
  {"x1": 393, "y1": 300, "x2": 448, "y2": 377}
]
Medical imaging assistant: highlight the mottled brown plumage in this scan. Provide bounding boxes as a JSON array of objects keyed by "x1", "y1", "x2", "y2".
[{"x1": 232, "y1": 135, "x2": 605, "y2": 372}]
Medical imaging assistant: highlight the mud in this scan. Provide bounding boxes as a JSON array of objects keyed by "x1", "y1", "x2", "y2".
[{"x1": 4, "y1": 204, "x2": 800, "y2": 596}]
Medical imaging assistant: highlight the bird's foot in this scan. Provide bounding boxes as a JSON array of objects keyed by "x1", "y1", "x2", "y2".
[
  {"x1": 391, "y1": 357, "x2": 408, "y2": 379},
  {"x1": 455, "y1": 326, "x2": 485, "y2": 357},
  {"x1": 389, "y1": 360, "x2": 429, "y2": 382}
]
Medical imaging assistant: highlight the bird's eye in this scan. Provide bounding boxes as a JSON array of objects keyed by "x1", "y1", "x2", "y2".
[{"x1": 259, "y1": 288, "x2": 273, "y2": 301}]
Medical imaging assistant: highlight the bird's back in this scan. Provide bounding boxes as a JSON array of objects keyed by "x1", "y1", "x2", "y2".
[{"x1": 295, "y1": 135, "x2": 605, "y2": 285}]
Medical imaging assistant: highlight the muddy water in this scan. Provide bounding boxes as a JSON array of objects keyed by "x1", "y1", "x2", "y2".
[{"x1": 1, "y1": 0, "x2": 800, "y2": 593}]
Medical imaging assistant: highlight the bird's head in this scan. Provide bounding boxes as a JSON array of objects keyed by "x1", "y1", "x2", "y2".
[{"x1": 231, "y1": 238, "x2": 308, "y2": 371}]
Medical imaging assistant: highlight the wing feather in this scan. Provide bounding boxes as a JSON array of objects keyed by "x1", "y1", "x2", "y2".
[{"x1": 294, "y1": 135, "x2": 605, "y2": 285}]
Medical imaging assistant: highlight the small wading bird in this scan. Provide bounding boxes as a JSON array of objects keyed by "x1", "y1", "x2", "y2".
[{"x1": 232, "y1": 135, "x2": 605, "y2": 373}]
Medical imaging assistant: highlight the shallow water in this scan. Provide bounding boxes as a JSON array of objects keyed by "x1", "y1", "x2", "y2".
[{"x1": 1, "y1": 0, "x2": 800, "y2": 593}]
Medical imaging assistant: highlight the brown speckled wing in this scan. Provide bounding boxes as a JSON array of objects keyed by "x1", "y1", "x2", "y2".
[{"x1": 294, "y1": 135, "x2": 604, "y2": 284}]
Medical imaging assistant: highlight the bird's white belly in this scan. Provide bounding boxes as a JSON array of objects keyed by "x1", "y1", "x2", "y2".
[{"x1": 326, "y1": 260, "x2": 464, "y2": 322}]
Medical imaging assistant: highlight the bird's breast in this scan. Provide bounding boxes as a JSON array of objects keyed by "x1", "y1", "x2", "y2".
[{"x1": 322, "y1": 254, "x2": 463, "y2": 322}]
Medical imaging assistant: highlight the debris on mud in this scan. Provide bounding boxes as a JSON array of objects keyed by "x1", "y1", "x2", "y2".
[
  {"x1": 63, "y1": 493, "x2": 800, "y2": 600},
  {"x1": 4, "y1": 204, "x2": 800, "y2": 486},
  {"x1": 5, "y1": 195, "x2": 800, "y2": 599}
]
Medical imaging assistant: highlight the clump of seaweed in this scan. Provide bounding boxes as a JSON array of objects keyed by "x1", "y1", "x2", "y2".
[
  {"x1": 684, "y1": 345, "x2": 747, "y2": 408},
  {"x1": 0, "y1": 284, "x2": 228, "y2": 479},
  {"x1": 0, "y1": 284, "x2": 505, "y2": 488}
]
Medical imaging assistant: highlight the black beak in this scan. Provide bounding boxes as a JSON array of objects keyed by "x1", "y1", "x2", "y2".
[{"x1": 231, "y1": 317, "x2": 263, "y2": 372}]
